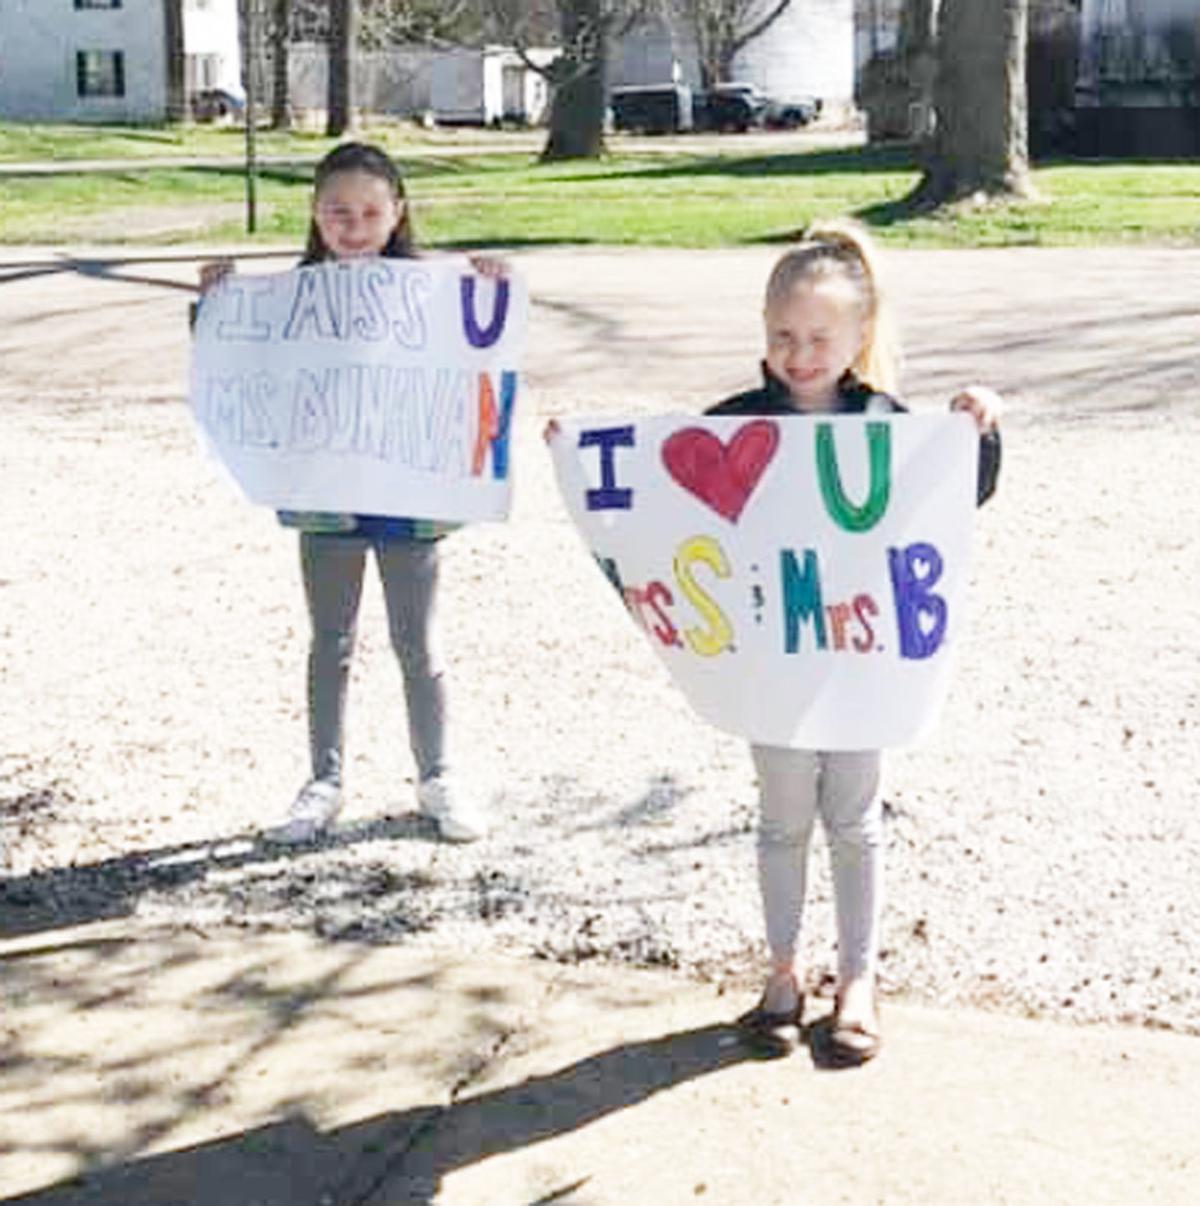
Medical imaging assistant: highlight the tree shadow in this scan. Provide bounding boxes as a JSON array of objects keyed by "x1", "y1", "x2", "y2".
[
  {"x1": 0, "y1": 811, "x2": 440, "y2": 940},
  {"x1": 570, "y1": 144, "x2": 918, "y2": 185},
  {"x1": 0, "y1": 249, "x2": 291, "y2": 293},
  {"x1": 7, "y1": 1021, "x2": 780, "y2": 1206}
]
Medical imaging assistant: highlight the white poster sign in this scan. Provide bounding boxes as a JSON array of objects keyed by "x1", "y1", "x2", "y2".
[
  {"x1": 551, "y1": 414, "x2": 979, "y2": 749},
  {"x1": 189, "y1": 259, "x2": 528, "y2": 522}
]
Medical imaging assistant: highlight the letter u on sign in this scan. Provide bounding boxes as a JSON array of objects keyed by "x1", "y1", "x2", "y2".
[{"x1": 461, "y1": 276, "x2": 510, "y2": 348}]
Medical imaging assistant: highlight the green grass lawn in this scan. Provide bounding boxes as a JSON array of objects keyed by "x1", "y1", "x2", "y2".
[{"x1": 1, "y1": 121, "x2": 1198, "y2": 249}]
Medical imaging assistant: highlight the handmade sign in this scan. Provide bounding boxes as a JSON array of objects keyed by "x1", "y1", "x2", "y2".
[
  {"x1": 550, "y1": 414, "x2": 979, "y2": 749},
  {"x1": 190, "y1": 259, "x2": 527, "y2": 522}
]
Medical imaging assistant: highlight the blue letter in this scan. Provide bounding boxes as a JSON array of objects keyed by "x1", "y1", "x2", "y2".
[
  {"x1": 579, "y1": 426, "x2": 635, "y2": 510},
  {"x1": 888, "y1": 542, "x2": 947, "y2": 660},
  {"x1": 461, "y1": 276, "x2": 510, "y2": 348}
]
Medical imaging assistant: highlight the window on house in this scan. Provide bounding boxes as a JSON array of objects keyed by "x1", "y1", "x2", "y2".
[
  {"x1": 76, "y1": 51, "x2": 125, "y2": 98},
  {"x1": 188, "y1": 53, "x2": 221, "y2": 90},
  {"x1": 74, "y1": 1, "x2": 123, "y2": 10}
]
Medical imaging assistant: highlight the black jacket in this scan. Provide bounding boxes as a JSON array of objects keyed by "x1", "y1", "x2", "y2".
[{"x1": 706, "y1": 366, "x2": 1001, "y2": 506}]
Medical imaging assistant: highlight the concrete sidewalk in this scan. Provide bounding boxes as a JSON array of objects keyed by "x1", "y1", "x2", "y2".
[{"x1": 2, "y1": 920, "x2": 1197, "y2": 1205}]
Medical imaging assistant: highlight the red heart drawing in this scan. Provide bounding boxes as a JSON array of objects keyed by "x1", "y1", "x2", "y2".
[{"x1": 661, "y1": 420, "x2": 780, "y2": 523}]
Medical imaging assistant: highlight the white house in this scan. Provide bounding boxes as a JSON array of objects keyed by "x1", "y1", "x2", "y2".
[
  {"x1": 183, "y1": 0, "x2": 241, "y2": 100},
  {"x1": 730, "y1": 0, "x2": 855, "y2": 107},
  {"x1": 614, "y1": 0, "x2": 857, "y2": 110},
  {"x1": 284, "y1": 43, "x2": 553, "y2": 127},
  {"x1": 0, "y1": 0, "x2": 240, "y2": 122}
]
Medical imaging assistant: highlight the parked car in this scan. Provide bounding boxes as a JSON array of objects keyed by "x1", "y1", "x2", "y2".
[
  {"x1": 695, "y1": 82, "x2": 769, "y2": 133},
  {"x1": 610, "y1": 85, "x2": 694, "y2": 134},
  {"x1": 764, "y1": 95, "x2": 823, "y2": 129},
  {"x1": 191, "y1": 88, "x2": 245, "y2": 122}
]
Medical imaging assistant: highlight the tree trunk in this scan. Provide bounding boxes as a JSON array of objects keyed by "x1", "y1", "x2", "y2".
[
  {"x1": 163, "y1": 0, "x2": 187, "y2": 122},
  {"x1": 270, "y1": 0, "x2": 292, "y2": 130},
  {"x1": 913, "y1": 0, "x2": 1034, "y2": 205},
  {"x1": 327, "y1": 0, "x2": 357, "y2": 137},
  {"x1": 541, "y1": 0, "x2": 608, "y2": 161},
  {"x1": 898, "y1": 0, "x2": 938, "y2": 57}
]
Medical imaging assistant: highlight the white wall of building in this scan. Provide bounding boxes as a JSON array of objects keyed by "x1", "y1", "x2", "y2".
[
  {"x1": 0, "y1": 0, "x2": 168, "y2": 121},
  {"x1": 732, "y1": 0, "x2": 855, "y2": 104},
  {"x1": 611, "y1": 16, "x2": 701, "y2": 90},
  {"x1": 616, "y1": 0, "x2": 856, "y2": 103},
  {"x1": 184, "y1": 0, "x2": 242, "y2": 97}
]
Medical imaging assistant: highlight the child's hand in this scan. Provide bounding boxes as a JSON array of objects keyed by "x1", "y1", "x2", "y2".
[
  {"x1": 198, "y1": 258, "x2": 234, "y2": 295},
  {"x1": 468, "y1": 253, "x2": 510, "y2": 279},
  {"x1": 950, "y1": 385, "x2": 1003, "y2": 432},
  {"x1": 543, "y1": 418, "x2": 561, "y2": 445}
]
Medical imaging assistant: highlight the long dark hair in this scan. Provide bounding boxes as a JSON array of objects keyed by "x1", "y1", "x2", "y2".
[{"x1": 301, "y1": 141, "x2": 416, "y2": 263}]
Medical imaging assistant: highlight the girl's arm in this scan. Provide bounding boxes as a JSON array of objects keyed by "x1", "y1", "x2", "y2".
[
  {"x1": 468, "y1": 253, "x2": 510, "y2": 279},
  {"x1": 198, "y1": 257, "x2": 234, "y2": 294},
  {"x1": 949, "y1": 385, "x2": 1003, "y2": 505},
  {"x1": 949, "y1": 384, "x2": 1003, "y2": 432}
]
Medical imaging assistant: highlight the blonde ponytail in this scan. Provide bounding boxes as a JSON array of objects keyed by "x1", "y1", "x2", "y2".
[{"x1": 764, "y1": 220, "x2": 901, "y2": 396}]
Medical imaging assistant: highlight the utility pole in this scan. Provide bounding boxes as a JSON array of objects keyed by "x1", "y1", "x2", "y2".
[{"x1": 242, "y1": 0, "x2": 259, "y2": 233}]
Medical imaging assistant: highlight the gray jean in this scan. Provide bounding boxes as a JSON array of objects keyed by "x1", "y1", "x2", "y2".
[
  {"x1": 301, "y1": 531, "x2": 446, "y2": 787},
  {"x1": 751, "y1": 745, "x2": 883, "y2": 984}
]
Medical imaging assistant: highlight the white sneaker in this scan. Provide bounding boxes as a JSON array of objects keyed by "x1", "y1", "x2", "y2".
[
  {"x1": 268, "y1": 779, "x2": 342, "y2": 845},
  {"x1": 417, "y1": 776, "x2": 487, "y2": 843}
]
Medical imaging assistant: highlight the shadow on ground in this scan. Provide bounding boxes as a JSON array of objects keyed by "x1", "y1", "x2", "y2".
[
  {"x1": 0, "y1": 813, "x2": 438, "y2": 940},
  {"x1": 5, "y1": 1019, "x2": 777, "y2": 1206}
]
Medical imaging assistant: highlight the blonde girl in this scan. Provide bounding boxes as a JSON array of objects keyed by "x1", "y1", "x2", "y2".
[{"x1": 707, "y1": 221, "x2": 1001, "y2": 1065}]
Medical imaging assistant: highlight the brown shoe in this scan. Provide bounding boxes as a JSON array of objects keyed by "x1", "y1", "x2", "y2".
[
  {"x1": 735, "y1": 991, "x2": 805, "y2": 1053},
  {"x1": 814, "y1": 1011, "x2": 881, "y2": 1068}
]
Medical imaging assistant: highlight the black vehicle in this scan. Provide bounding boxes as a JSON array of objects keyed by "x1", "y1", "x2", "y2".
[
  {"x1": 609, "y1": 85, "x2": 694, "y2": 134},
  {"x1": 191, "y1": 88, "x2": 245, "y2": 122},
  {"x1": 694, "y1": 83, "x2": 769, "y2": 133}
]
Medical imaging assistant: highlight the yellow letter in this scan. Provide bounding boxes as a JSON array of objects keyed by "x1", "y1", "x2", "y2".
[{"x1": 674, "y1": 536, "x2": 734, "y2": 657}]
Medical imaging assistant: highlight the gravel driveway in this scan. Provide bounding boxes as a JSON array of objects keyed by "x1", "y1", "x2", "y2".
[{"x1": 1, "y1": 244, "x2": 1197, "y2": 1035}]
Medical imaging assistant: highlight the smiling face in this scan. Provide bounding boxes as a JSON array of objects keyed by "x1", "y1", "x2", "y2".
[
  {"x1": 312, "y1": 169, "x2": 402, "y2": 260},
  {"x1": 763, "y1": 279, "x2": 865, "y2": 413}
]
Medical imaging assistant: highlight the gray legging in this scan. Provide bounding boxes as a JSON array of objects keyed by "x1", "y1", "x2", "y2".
[
  {"x1": 301, "y1": 531, "x2": 446, "y2": 787},
  {"x1": 751, "y1": 745, "x2": 883, "y2": 985}
]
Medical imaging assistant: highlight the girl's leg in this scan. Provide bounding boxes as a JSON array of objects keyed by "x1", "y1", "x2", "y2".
[
  {"x1": 750, "y1": 744, "x2": 821, "y2": 1013},
  {"x1": 301, "y1": 531, "x2": 368, "y2": 786},
  {"x1": 817, "y1": 750, "x2": 884, "y2": 1022},
  {"x1": 374, "y1": 536, "x2": 446, "y2": 782}
]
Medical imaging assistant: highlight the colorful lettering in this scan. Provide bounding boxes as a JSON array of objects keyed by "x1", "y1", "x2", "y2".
[
  {"x1": 852, "y1": 593, "x2": 879, "y2": 653},
  {"x1": 579, "y1": 426, "x2": 635, "y2": 510},
  {"x1": 780, "y1": 548, "x2": 827, "y2": 653},
  {"x1": 460, "y1": 275, "x2": 510, "y2": 348},
  {"x1": 815, "y1": 421, "x2": 892, "y2": 532},
  {"x1": 888, "y1": 542, "x2": 948, "y2": 660},
  {"x1": 624, "y1": 581, "x2": 682, "y2": 648},
  {"x1": 827, "y1": 601, "x2": 853, "y2": 651},
  {"x1": 674, "y1": 536, "x2": 734, "y2": 657},
  {"x1": 471, "y1": 371, "x2": 517, "y2": 479}
]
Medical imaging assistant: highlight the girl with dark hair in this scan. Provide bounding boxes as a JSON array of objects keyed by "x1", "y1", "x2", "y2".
[{"x1": 199, "y1": 142, "x2": 504, "y2": 845}]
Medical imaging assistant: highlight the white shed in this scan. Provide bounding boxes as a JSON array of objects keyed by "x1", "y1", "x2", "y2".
[
  {"x1": 615, "y1": 0, "x2": 857, "y2": 110},
  {"x1": 730, "y1": 0, "x2": 855, "y2": 108},
  {"x1": 0, "y1": 0, "x2": 240, "y2": 122}
]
